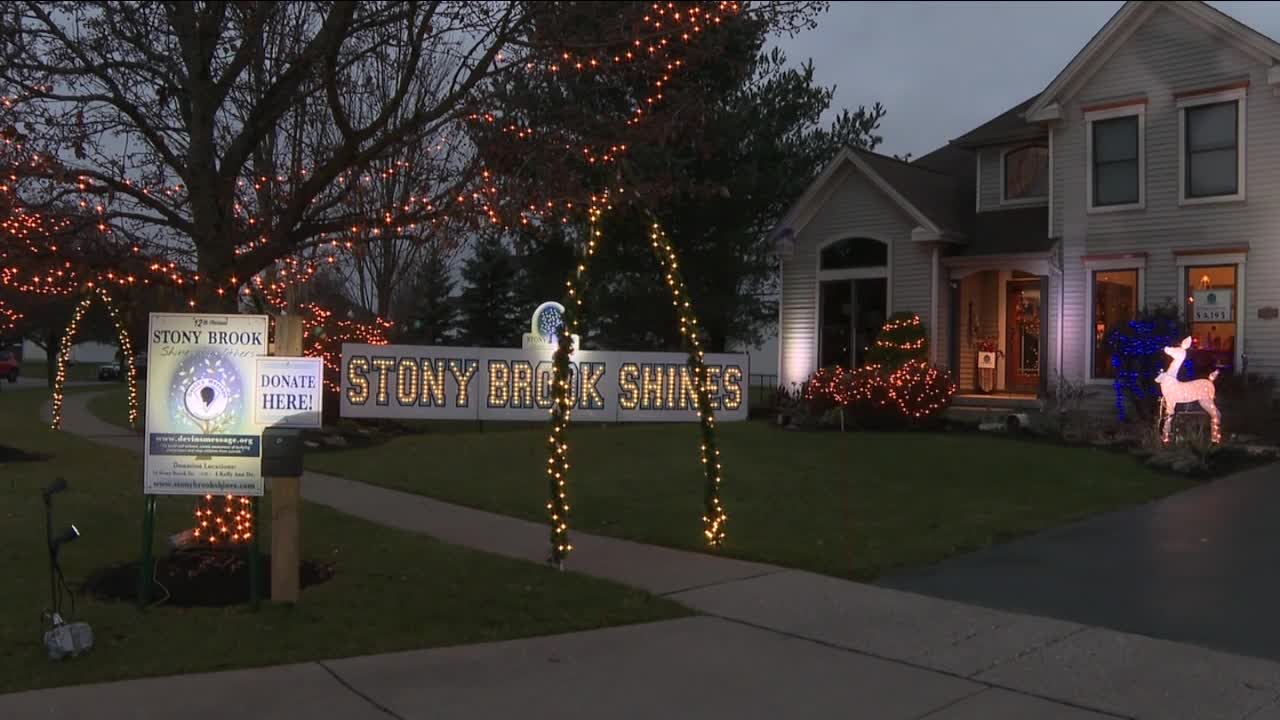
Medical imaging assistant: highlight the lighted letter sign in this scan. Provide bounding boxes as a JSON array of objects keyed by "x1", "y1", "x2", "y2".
[{"x1": 341, "y1": 344, "x2": 747, "y2": 422}]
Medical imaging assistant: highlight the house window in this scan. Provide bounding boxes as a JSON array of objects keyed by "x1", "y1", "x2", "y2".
[
  {"x1": 1091, "y1": 269, "x2": 1139, "y2": 379},
  {"x1": 1185, "y1": 102, "x2": 1238, "y2": 197},
  {"x1": 1178, "y1": 88, "x2": 1245, "y2": 204},
  {"x1": 817, "y1": 237, "x2": 889, "y2": 369},
  {"x1": 1002, "y1": 145, "x2": 1048, "y2": 202},
  {"x1": 1184, "y1": 265, "x2": 1238, "y2": 376},
  {"x1": 1091, "y1": 115, "x2": 1141, "y2": 208},
  {"x1": 820, "y1": 237, "x2": 888, "y2": 270}
]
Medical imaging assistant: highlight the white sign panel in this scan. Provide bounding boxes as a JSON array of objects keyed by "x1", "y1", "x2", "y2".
[
  {"x1": 977, "y1": 351, "x2": 997, "y2": 369},
  {"x1": 254, "y1": 357, "x2": 324, "y2": 428},
  {"x1": 340, "y1": 343, "x2": 749, "y2": 423},
  {"x1": 1193, "y1": 289, "x2": 1233, "y2": 322},
  {"x1": 144, "y1": 313, "x2": 270, "y2": 496}
]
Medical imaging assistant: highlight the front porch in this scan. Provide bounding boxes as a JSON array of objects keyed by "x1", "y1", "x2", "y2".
[{"x1": 946, "y1": 252, "x2": 1055, "y2": 399}]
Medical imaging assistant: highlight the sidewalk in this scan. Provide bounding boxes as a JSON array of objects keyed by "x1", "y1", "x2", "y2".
[{"x1": 10, "y1": 390, "x2": 1280, "y2": 719}]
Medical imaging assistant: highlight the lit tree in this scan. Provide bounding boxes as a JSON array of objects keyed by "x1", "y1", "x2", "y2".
[
  {"x1": 1, "y1": 1, "x2": 529, "y2": 308},
  {"x1": 865, "y1": 311, "x2": 928, "y2": 369}
]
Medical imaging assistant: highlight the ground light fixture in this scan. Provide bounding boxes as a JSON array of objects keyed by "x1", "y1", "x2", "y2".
[{"x1": 42, "y1": 477, "x2": 93, "y2": 660}]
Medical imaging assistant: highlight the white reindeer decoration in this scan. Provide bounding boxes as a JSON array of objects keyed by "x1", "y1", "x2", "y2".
[{"x1": 1153, "y1": 337, "x2": 1221, "y2": 445}]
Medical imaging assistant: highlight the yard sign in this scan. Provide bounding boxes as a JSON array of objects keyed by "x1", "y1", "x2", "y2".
[{"x1": 143, "y1": 313, "x2": 270, "y2": 496}]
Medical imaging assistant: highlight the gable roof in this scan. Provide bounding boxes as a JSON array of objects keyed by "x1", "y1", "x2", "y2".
[
  {"x1": 774, "y1": 146, "x2": 970, "y2": 246},
  {"x1": 1026, "y1": 1, "x2": 1280, "y2": 122},
  {"x1": 911, "y1": 143, "x2": 975, "y2": 183},
  {"x1": 949, "y1": 96, "x2": 1045, "y2": 149},
  {"x1": 854, "y1": 149, "x2": 971, "y2": 236}
]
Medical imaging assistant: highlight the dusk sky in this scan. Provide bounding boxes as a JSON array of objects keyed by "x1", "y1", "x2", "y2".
[{"x1": 775, "y1": 1, "x2": 1280, "y2": 159}]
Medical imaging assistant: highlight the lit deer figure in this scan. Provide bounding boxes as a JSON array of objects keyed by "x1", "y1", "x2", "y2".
[{"x1": 1153, "y1": 337, "x2": 1221, "y2": 445}]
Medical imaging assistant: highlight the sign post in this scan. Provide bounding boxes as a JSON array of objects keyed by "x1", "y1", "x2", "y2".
[
  {"x1": 137, "y1": 313, "x2": 270, "y2": 608},
  {"x1": 268, "y1": 316, "x2": 305, "y2": 604}
]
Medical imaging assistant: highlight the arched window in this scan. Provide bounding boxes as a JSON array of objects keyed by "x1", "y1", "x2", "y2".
[
  {"x1": 1003, "y1": 144, "x2": 1049, "y2": 201},
  {"x1": 817, "y1": 237, "x2": 888, "y2": 370},
  {"x1": 820, "y1": 237, "x2": 887, "y2": 271}
]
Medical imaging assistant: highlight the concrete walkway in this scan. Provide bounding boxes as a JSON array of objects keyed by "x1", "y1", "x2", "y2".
[{"x1": 9, "y1": 389, "x2": 1280, "y2": 719}]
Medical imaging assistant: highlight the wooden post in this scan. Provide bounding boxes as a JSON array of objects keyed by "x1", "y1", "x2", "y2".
[{"x1": 270, "y1": 315, "x2": 304, "y2": 603}]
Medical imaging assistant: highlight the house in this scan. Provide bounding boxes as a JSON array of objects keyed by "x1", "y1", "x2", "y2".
[{"x1": 774, "y1": 0, "x2": 1280, "y2": 410}]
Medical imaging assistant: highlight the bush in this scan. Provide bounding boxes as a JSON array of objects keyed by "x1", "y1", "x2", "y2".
[
  {"x1": 802, "y1": 360, "x2": 955, "y2": 429},
  {"x1": 1216, "y1": 372, "x2": 1278, "y2": 439},
  {"x1": 885, "y1": 360, "x2": 957, "y2": 423},
  {"x1": 1105, "y1": 302, "x2": 1185, "y2": 422},
  {"x1": 865, "y1": 311, "x2": 928, "y2": 369}
]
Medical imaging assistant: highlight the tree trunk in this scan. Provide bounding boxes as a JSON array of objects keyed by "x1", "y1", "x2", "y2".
[
  {"x1": 44, "y1": 326, "x2": 63, "y2": 389},
  {"x1": 195, "y1": 243, "x2": 239, "y2": 312}
]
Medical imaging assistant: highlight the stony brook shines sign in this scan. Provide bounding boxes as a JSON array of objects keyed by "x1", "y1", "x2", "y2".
[{"x1": 339, "y1": 344, "x2": 748, "y2": 422}]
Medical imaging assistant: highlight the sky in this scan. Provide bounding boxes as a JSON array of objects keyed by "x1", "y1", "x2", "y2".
[{"x1": 774, "y1": 1, "x2": 1280, "y2": 159}]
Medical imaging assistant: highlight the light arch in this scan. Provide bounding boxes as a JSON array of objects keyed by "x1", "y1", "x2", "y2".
[
  {"x1": 544, "y1": 210, "x2": 726, "y2": 567},
  {"x1": 50, "y1": 286, "x2": 139, "y2": 430}
]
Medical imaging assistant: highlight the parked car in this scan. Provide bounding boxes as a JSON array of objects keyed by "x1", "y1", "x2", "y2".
[
  {"x1": 98, "y1": 362, "x2": 121, "y2": 381},
  {"x1": 0, "y1": 349, "x2": 17, "y2": 383}
]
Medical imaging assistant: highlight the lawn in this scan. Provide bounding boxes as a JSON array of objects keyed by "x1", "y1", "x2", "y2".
[
  {"x1": 0, "y1": 387, "x2": 685, "y2": 694},
  {"x1": 85, "y1": 385, "x2": 1195, "y2": 581},
  {"x1": 20, "y1": 361, "x2": 105, "y2": 383},
  {"x1": 304, "y1": 418, "x2": 1193, "y2": 581}
]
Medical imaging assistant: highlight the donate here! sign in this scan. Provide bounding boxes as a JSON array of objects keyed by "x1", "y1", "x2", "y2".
[
  {"x1": 254, "y1": 357, "x2": 324, "y2": 429},
  {"x1": 340, "y1": 343, "x2": 749, "y2": 423}
]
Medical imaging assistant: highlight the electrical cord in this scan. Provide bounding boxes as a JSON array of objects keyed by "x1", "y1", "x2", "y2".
[{"x1": 151, "y1": 562, "x2": 171, "y2": 607}]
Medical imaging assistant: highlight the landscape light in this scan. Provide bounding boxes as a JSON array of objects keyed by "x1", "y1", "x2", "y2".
[{"x1": 52, "y1": 525, "x2": 79, "y2": 550}]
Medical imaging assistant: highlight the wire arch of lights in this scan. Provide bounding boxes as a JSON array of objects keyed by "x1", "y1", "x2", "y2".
[
  {"x1": 50, "y1": 286, "x2": 140, "y2": 430},
  {"x1": 543, "y1": 207, "x2": 726, "y2": 568}
]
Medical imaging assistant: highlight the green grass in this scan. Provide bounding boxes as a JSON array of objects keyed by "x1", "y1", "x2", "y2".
[
  {"x1": 0, "y1": 387, "x2": 686, "y2": 694},
  {"x1": 87, "y1": 385, "x2": 142, "y2": 431},
  {"x1": 85, "y1": 385, "x2": 1194, "y2": 581},
  {"x1": 305, "y1": 421, "x2": 1193, "y2": 581},
  {"x1": 20, "y1": 361, "x2": 105, "y2": 383}
]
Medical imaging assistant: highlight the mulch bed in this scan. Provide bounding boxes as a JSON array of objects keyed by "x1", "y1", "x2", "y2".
[
  {"x1": 85, "y1": 548, "x2": 335, "y2": 607},
  {"x1": 0, "y1": 445, "x2": 50, "y2": 463}
]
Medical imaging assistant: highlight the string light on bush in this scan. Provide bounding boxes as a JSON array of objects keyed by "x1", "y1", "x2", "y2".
[
  {"x1": 50, "y1": 286, "x2": 139, "y2": 431},
  {"x1": 192, "y1": 494, "x2": 254, "y2": 544}
]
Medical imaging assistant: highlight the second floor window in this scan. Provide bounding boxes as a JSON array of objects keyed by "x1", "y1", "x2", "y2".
[
  {"x1": 1092, "y1": 115, "x2": 1140, "y2": 207},
  {"x1": 1003, "y1": 145, "x2": 1048, "y2": 202},
  {"x1": 1185, "y1": 100, "x2": 1239, "y2": 199}
]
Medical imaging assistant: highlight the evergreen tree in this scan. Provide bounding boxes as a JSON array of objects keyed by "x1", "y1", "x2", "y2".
[
  {"x1": 865, "y1": 312, "x2": 928, "y2": 369},
  {"x1": 408, "y1": 243, "x2": 456, "y2": 345},
  {"x1": 477, "y1": 13, "x2": 885, "y2": 352},
  {"x1": 457, "y1": 234, "x2": 524, "y2": 347}
]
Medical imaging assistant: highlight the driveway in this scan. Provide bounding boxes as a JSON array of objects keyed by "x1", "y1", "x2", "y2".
[{"x1": 881, "y1": 462, "x2": 1280, "y2": 661}]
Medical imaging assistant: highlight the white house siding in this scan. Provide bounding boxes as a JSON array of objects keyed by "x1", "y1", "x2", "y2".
[
  {"x1": 979, "y1": 143, "x2": 1050, "y2": 212},
  {"x1": 1055, "y1": 6, "x2": 1280, "y2": 382},
  {"x1": 893, "y1": 237, "x2": 934, "y2": 340},
  {"x1": 778, "y1": 166, "x2": 934, "y2": 389},
  {"x1": 21, "y1": 340, "x2": 117, "y2": 363}
]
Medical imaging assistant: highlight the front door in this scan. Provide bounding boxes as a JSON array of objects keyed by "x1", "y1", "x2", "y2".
[{"x1": 1006, "y1": 281, "x2": 1041, "y2": 392}]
